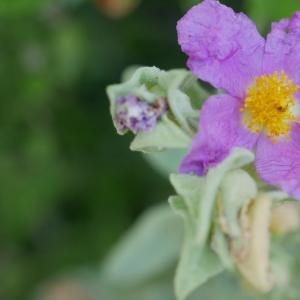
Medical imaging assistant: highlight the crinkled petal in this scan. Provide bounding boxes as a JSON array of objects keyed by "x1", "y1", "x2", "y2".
[
  {"x1": 264, "y1": 13, "x2": 300, "y2": 98},
  {"x1": 256, "y1": 124, "x2": 300, "y2": 200},
  {"x1": 177, "y1": 0, "x2": 265, "y2": 98},
  {"x1": 179, "y1": 94, "x2": 258, "y2": 175}
]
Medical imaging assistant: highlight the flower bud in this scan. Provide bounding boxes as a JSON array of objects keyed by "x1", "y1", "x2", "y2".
[{"x1": 115, "y1": 95, "x2": 166, "y2": 134}]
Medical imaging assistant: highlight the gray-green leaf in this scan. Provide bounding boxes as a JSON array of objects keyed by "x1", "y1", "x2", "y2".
[
  {"x1": 169, "y1": 148, "x2": 255, "y2": 300},
  {"x1": 169, "y1": 194, "x2": 223, "y2": 300},
  {"x1": 143, "y1": 149, "x2": 187, "y2": 178},
  {"x1": 102, "y1": 204, "x2": 183, "y2": 286}
]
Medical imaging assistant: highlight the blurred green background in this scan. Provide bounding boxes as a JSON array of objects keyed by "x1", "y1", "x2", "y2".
[{"x1": 0, "y1": 0, "x2": 299, "y2": 299}]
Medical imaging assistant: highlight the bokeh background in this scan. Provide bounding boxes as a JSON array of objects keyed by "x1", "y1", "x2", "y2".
[{"x1": 1, "y1": 0, "x2": 299, "y2": 299}]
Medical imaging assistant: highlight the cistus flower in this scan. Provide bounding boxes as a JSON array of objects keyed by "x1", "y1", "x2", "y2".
[
  {"x1": 177, "y1": 0, "x2": 300, "y2": 199},
  {"x1": 115, "y1": 95, "x2": 166, "y2": 134}
]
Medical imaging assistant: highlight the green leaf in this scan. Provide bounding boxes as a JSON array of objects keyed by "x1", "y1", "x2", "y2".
[
  {"x1": 99, "y1": 276, "x2": 175, "y2": 300},
  {"x1": 175, "y1": 241, "x2": 223, "y2": 300},
  {"x1": 159, "y1": 69, "x2": 200, "y2": 135},
  {"x1": 130, "y1": 115, "x2": 191, "y2": 152},
  {"x1": 121, "y1": 65, "x2": 141, "y2": 82},
  {"x1": 107, "y1": 67, "x2": 163, "y2": 113},
  {"x1": 169, "y1": 195, "x2": 223, "y2": 300},
  {"x1": 269, "y1": 230, "x2": 300, "y2": 299},
  {"x1": 211, "y1": 225, "x2": 234, "y2": 271},
  {"x1": 189, "y1": 272, "x2": 257, "y2": 300},
  {"x1": 169, "y1": 148, "x2": 255, "y2": 300},
  {"x1": 170, "y1": 174, "x2": 205, "y2": 222},
  {"x1": 102, "y1": 204, "x2": 183, "y2": 286},
  {"x1": 143, "y1": 149, "x2": 187, "y2": 178}
]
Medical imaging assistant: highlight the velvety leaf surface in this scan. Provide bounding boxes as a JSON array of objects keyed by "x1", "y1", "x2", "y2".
[
  {"x1": 102, "y1": 204, "x2": 183, "y2": 286},
  {"x1": 169, "y1": 148, "x2": 256, "y2": 300}
]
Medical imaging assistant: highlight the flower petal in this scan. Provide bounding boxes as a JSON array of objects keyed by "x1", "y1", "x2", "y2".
[
  {"x1": 256, "y1": 124, "x2": 300, "y2": 200},
  {"x1": 179, "y1": 94, "x2": 258, "y2": 175},
  {"x1": 264, "y1": 13, "x2": 300, "y2": 91},
  {"x1": 177, "y1": 0, "x2": 265, "y2": 98}
]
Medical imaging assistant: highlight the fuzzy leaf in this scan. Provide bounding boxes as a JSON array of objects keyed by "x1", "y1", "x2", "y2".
[
  {"x1": 130, "y1": 115, "x2": 191, "y2": 152},
  {"x1": 175, "y1": 241, "x2": 223, "y2": 300},
  {"x1": 170, "y1": 174, "x2": 205, "y2": 221},
  {"x1": 160, "y1": 69, "x2": 200, "y2": 135},
  {"x1": 143, "y1": 149, "x2": 187, "y2": 178},
  {"x1": 211, "y1": 224, "x2": 234, "y2": 271},
  {"x1": 169, "y1": 195, "x2": 223, "y2": 300},
  {"x1": 169, "y1": 148, "x2": 255, "y2": 300},
  {"x1": 102, "y1": 204, "x2": 183, "y2": 286},
  {"x1": 270, "y1": 231, "x2": 300, "y2": 299}
]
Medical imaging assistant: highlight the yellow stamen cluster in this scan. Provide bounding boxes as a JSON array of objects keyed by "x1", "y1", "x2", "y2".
[{"x1": 241, "y1": 70, "x2": 300, "y2": 142}]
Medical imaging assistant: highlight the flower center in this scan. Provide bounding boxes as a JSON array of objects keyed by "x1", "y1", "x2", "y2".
[{"x1": 241, "y1": 70, "x2": 300, "y2": 142}]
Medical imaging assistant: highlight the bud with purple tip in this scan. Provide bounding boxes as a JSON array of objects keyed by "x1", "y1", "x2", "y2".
[
  {"x1": 107, "y1": 67, "x2": 204, "y2": 151},
  {"x1": 115, "y1": 95, "x2": 166, "y2": 134}
]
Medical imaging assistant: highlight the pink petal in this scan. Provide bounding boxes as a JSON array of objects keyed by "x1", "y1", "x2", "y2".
[
  {"x1": 179, "y1": 94, "x2": 258, "y2": 175},
  {"x1": 177, "y1": 0, "x2": 265, "y2": 98},
  {"x1": 263, "y1": 13, "x2": 300, "y2": 98},
  {"x1": 256, "y1": 124, "x2": 300, "y2": 200}
]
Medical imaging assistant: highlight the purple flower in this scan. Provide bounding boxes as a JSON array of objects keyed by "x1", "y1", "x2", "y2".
[
  {"x1": 177, "y1": 0, "x2": 300, "y2": 199},
  {"x1": 115, "y1": 95, "x2": 166, "y2": 134}
]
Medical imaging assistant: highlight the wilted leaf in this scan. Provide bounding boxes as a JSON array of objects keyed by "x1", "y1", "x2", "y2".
[
  {"x1": 219, "y1": 169, "x2": 257, "y2": 239},
  {"x1": 233, "y1": 196, "x2": 274, "y2": 293},
  {"x1": 270, "y1": 202, "x2": 300, "y2": 235}
]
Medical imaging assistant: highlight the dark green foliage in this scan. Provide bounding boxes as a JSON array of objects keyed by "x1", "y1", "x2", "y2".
[{"x1": 0, "y1": 1, "x2": 183, "y2": 299}]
